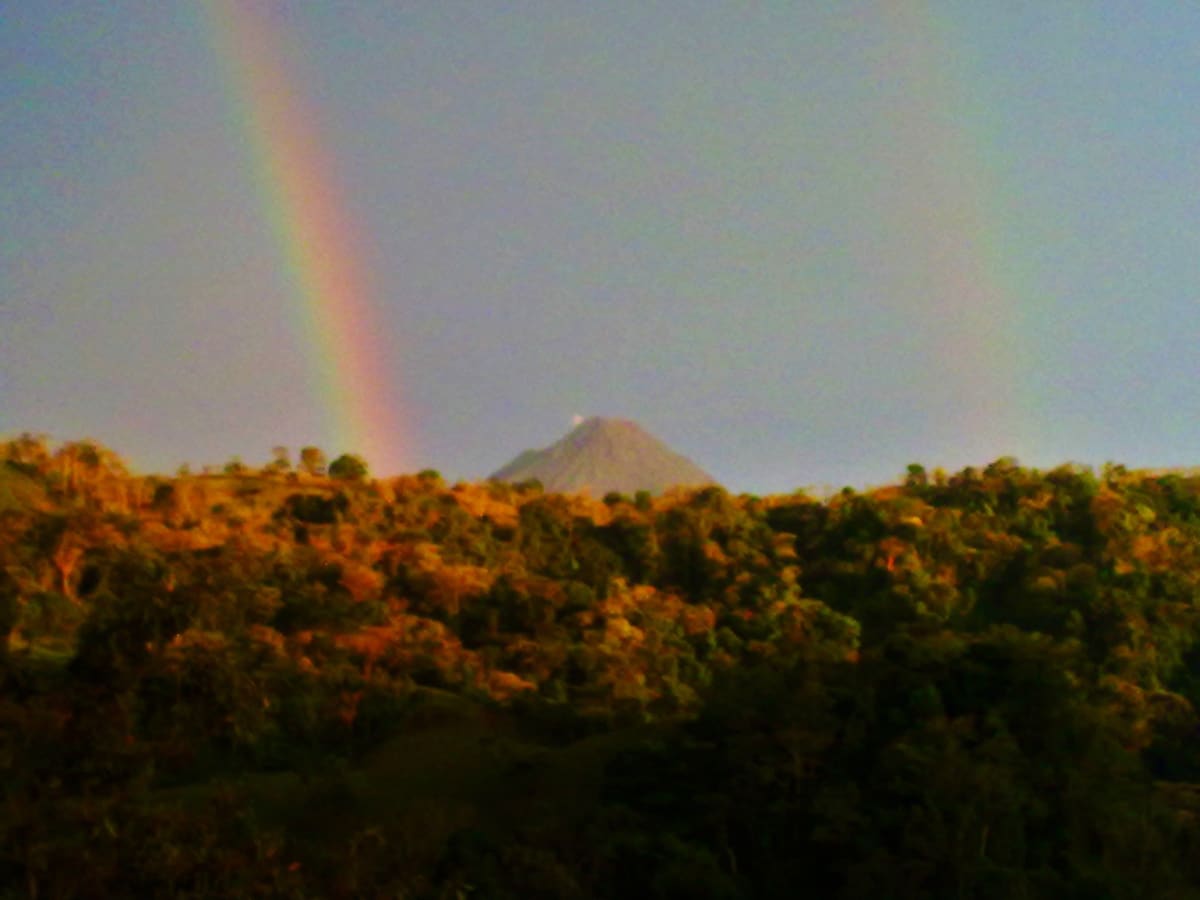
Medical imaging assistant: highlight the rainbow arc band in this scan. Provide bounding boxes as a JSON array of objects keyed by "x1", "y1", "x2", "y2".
[{"x1": 203, "y1": 1, "x2": 408, "y2": 474}]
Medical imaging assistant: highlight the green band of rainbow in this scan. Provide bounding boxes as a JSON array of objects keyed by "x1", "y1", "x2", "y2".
[{"x1": 202, "y1": 1, "x2": 409, "y2": 474}]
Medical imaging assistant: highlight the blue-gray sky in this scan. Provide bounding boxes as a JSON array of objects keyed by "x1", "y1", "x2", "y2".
[{"x1": 3, "y1": 3, "x2": 1199, "y2": 494}]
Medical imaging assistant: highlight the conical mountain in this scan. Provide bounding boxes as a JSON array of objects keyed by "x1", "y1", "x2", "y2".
[{"x1": 490, "y1": 417, "x2": 715, "y2": 495}]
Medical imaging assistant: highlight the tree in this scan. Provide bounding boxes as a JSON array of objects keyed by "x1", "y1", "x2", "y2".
[
  {"x1": 4, "y1": 432, "x2": 51, "y2": 474},
  {"x1": 329, "y1": 453, "x2": 369, "y2": 481},
  {"x1": 266, "y1": 446, "x2": 292, "y2": 474},
  {"x1": 50, "y1": 440, "x2": 128, "y2": 504},
  {"x1": 905, "y1": 463, "x2": 929, "y2": 489},
  {"x1": 0, "y1": 569, "x2": 18, "y2": 661},
  {"x1": 299, "y1": 446, "x2": 326, "y2": 477}
]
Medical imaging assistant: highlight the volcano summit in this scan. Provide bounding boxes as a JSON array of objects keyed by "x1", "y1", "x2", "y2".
[{"x1": 489, "y1": 417, "x2": 715, "y2": 496}]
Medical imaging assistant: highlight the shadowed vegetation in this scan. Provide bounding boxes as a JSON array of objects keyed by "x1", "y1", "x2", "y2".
[{"x1": 4, "y1": 436, "x2": 1200, "y2": 896}]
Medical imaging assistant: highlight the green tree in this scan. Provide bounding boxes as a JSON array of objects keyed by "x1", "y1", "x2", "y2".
[
  {"x1": 329, "y1": 453, "x2": 369, "y2": 481},
  {"x1": 905, "y1": 462, "x2": 929, "y2": 489},
  {"x1": 71, "y1": 549, "x2": 196, "y2": 683}
]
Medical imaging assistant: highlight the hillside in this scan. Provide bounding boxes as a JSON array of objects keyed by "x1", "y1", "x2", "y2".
[
  {"x1": 490, "y1": 416, "x2": 714, "y2": 495},
  {"x1": 5, "y1": 438, "x2": 1200, "y2": 896}
]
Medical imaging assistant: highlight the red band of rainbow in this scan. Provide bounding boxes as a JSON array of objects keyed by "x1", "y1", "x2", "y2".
[{"x1": 203, "y1": 1, "x2": 409, "y2": 475}]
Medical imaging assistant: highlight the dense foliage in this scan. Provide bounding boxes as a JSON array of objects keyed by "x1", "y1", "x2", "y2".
[{"x1": 4, "y1": 438, "x2": 1200, "y2": 897}]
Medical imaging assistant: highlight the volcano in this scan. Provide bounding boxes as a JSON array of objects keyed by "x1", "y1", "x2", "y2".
[{"x1": 489, "y1": 417, "x2": 715, "y2": 495}]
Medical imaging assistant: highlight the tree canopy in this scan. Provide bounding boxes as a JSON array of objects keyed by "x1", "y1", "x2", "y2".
[{"x1": 3, "y1": 439, "x2": 1200, "y2": 896}]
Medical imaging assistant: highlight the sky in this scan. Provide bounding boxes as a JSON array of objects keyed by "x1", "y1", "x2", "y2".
[{"x1": 3, "y1": 3, "x2": 1199, "y2": 495}]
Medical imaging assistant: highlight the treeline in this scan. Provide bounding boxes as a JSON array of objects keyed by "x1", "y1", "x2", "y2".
[{"x1": 3, "y1": 437, "x2": 1200, "y2": 896}]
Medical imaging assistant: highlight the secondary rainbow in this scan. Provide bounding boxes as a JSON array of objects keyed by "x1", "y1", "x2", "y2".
[
  {"x1": 863, "y1": 3, "x2": 1030, "y2": 467},
  {"x1": 202, "y1": 1, "x2": 408, "y2": 474}
]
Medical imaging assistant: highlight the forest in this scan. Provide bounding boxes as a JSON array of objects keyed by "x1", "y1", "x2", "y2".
[{"x1": 4, "y1": 435, "x2": 1200, "y2": 898}]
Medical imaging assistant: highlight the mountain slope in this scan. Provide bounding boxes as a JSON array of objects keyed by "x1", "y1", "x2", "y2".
[{"x1": 490, "y1": 417, "x2": 715, "y2": 495}]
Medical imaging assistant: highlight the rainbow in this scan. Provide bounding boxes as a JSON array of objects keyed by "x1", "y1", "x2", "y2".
[
  {"x1": 855, "y1": 4, "x2": 1034, "y2": 469},
  {"x1": 201, "y1": 1, "x2": 409, "y2": 475}
]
